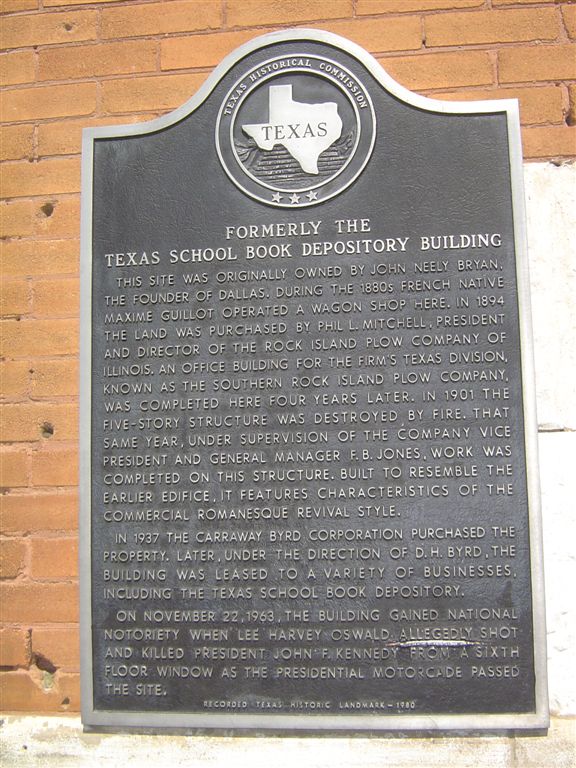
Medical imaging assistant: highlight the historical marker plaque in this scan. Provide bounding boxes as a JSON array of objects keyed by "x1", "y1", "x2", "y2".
[{"x1": 80, "y1": 30, "x2": 548, "y2": 732}]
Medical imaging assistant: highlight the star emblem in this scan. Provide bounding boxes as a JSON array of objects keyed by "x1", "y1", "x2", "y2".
[
  {"x1": 306, "y1": 190, "x2": 318, "y2": 201},
  {"x1": 272, "y1": 192, "x2": 282, "y2": 203},
  {"x1": 290, "y1": 193, "x2": 300, "y2": 204}
]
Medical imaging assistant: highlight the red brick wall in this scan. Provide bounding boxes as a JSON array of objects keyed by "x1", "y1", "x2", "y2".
[{"x1": 1, "y1": 0, "x2": 575, "y2": 714}]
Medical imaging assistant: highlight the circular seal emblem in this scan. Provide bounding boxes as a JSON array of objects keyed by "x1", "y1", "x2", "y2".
[{"x1": 216, "y1": 55, "x2": 376, "y2": 208}]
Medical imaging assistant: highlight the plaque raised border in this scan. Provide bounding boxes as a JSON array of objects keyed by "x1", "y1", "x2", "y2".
[{"x1": 80, "y1": 29, "x2": 548, "y2": 733}]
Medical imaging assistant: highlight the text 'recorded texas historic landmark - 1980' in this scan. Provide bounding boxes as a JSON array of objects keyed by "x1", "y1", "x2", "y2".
[{"x1": 80, "y1": 29, "x2": 548, "y2": 732}]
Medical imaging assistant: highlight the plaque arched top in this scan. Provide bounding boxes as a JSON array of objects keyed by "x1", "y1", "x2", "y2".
[
  {"x1": 82, "y1": 28, "x2": 520, "y2": 143},
  {"x1": 82, "y1": 28, "x2": 523, "y2": 212}
]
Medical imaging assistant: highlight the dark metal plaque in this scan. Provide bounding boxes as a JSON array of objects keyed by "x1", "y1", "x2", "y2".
[{"x1": 80, "y1": 30, "x2": 548, "y2": 732}]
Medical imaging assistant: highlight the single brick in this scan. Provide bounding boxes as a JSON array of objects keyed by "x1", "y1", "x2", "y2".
[
  {"x1": 34, "y1": 197, "x2": 80, "y2": 238},
  {"x1": 227, "y1": 0, "x2": 351, "y2": 27},
  {"x1": 522, "y1": 125, "x2": 576, "y2": 159},
  {"x1": 30, "y1": 358, "x2": 79, "y2": 398},
  {"x1": 1, "y1": 158, "x2": 81, "y2": 198},
  {"x1": 30, "y1": 446, "x2": 78, "y2": 487},
  {"x1": 0, "y1": 200, "x2": 34, "y2": 238},
  {"x1": 429, "y1": 86, "x2": 564, "y2": 126},
  {"x1": 0, "y1": 449, "x2": 28, "y2": 488},
  {"x1": 0, "y1": 582, "x2": 78, "y2": 623},
  {"x1": 382, "y1": 50, "x2": 493, "y2": 91},
  {"x1": 0, "y1": 361, "x2": 30, "y2": 399},
  {"x1": 31, "y1": 626, "x2": 79, "y2": 669},
  {"x1": 0, "y1": 0, "x2": 38, "y2": 11},
  {"x1": 0, "y1": 491, "x2": 78, "y2": 533},
  {"x1": 425, "y1": 8, "x2": 559, "y2": 47},
  {"x1": 2, "y1": 82, "x2": 96, "y2": 123},
  {"x1": 1, "y1": 9, "x2": 97, "y2": 50},
  {"x1": 0, "y1": 124, "x2": 34, "y2": 161},
  {"x1": 30, "y1": 537, "x2": 78, "y2": 579},
  {"x1": 37, "y1": 114, "x2": 158, "y2": 158},
  {"x1": 33, "y1": 277, "x2": 80, "y2": 316},
  {"x1": 0, "y1": 628, "x2": 31, "y2": 667},
  {"x1": 101, "y1": 0, "x2": 221, "y2": 40},
  {"x1": 0, "y1": 50, "x2": 35, "y2": 87},
  {"x1": 0, "y1": 279, "x2": 30, "y2": 317},
  {"x1": 357, "y1": 0, "x2": 483, "y2": 13},
  {"x1": 493, "y1": 0, "x2": 556, "y2": 5},
  {"x1": 38, "y1": 39, "x2": 157, "y2": 82},
  {"x1": 499, "y1": 44, "x2": 576, "y2": 84},
  {"x1": 0, "y1": 402, "x2": 78, "y2": 442},
  {"x1": 44, "y1": 0, "x2": 123, "y2": 5},
  {"x1": 563, "y1": 4, "x2": 576, "y2": 40},
  {"x1": 318, "y1": 16, "x2": 422, "y2": 54},
  {"x1": 0, "y1": 670, "x2": 80, "y2": 712},
  {"x1": 102, "y1": 73, "x2": 206, "y2": 114},
  {"x1": 0, "y1": 318, "x2": 79, "y2": 358},
  {"x1": 1, "y1": 240, "x2": 79, "y2": 277},
  {"x1": 0, "y1": 538, "x2": 27, "y2": 578},
  {"x1": 161, "y1": 29, "x2": 259, "y2": 71}
]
